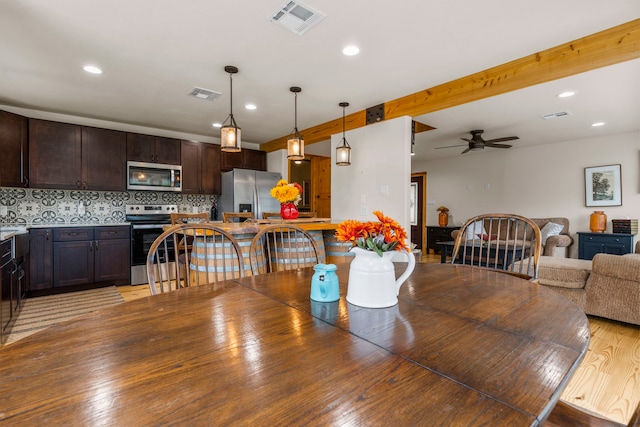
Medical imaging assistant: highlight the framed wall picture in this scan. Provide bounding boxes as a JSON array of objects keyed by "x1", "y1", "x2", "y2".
[{"x1": 585, "y1": 164, "x2": 622, "y2": 207}]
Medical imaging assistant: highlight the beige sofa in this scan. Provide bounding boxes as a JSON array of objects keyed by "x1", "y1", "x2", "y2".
[
  {"x1": 536, "y1": 253, "x2": 640, "y2": 326},
  {"x1": 452, "y1": 217, "x2": 573, "y2": 257}
]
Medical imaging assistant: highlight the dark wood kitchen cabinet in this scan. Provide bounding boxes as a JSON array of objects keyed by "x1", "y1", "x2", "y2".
[
  {"x1": 29, "y1": 119, "x2": 126, "y2": 191},
  {"x1": 0, "y1": 110, "x2": 29, "y2": 187},
  {"x1": 81, "y1": 127, "x2": 127, "y2": 191},
  {"x1": 220, "y1": 148, "x2": 266, "y2": 172},
  {"x1": 52, "y1": 226, "x2": 130, "y2": 288},
  {"x1": 181, "y1": 140, "x2": 221, "y2": 194},
  {"x1": 126, "y1": 133, "x2": 181, "y2": 165},
  {"x1": 29, "y1": 119, "x2": 82, "y2": 189},
  {"x1": 29, "y1": 228, "x2": 53, "y2": 291}
]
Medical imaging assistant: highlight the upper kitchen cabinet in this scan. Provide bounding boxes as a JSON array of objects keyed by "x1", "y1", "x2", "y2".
[
  {"x1": 81, "y1": 127, "x2": 127, "y2": 191},
  {"x1": 0, "y1": 110, "x2": 29, "y2": 187},
  {"x1": 127, "y1": 133, "x2": 181, "y2": 165},
  {"x1": 29, "y1": 119, "x2": 126, "y2": 191},
  {"x1": 181, "y1": 140, "x2": 221, "y2": 194},
  {"x1": 220, "y1": 148, "x2": 266, "y2": 172},
  {"x1": 29, "y1": 119, "x2": 82, "y2": 189}
]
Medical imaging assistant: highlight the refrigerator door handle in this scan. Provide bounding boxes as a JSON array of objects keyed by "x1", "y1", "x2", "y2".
[{"x1": 254, "y1": 185, "x2": 260, "y2": 220}]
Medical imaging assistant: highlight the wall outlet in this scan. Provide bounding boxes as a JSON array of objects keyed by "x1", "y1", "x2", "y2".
[
  {"x1": 0, "y1": 205, "x2": 7, "y2": 216},
  {"x1": 78, "y1": 201, "x2": 85, "y2": 215},
  {"x1": 192, "y1": 206, "x2": 199, "y2": 213}
]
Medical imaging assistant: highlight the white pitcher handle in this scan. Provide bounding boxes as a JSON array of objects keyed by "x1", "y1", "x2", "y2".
[{"x1": 395, "y1": 249, "x2": 416, "y2": 295}]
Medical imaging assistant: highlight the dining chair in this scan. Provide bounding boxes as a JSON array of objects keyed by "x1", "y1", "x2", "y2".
[
  {"x1": 545, "y1": 400, "x2": 640, "y2": 427},
  {"x1": 146, "y1": 223, "x2": 245, "y2": 295},
  {"x1": 249, "y1": 224, "x2": 324, "y2": 275},
  {"x1": 170, "y1": 212, "x2": 209, "y2": 224},
  {"x1": 297, "y1": 211, "x2": 317, "y2": 218},
  {"x1": 451, "y1": 213, "x2": 542, "y2": 280},
  {"x1": 262, "y1": 212, "x2": 281, "y2": 219},
  {"x1": 222, "y1": 212, "x2": 255, "y2": 223}
]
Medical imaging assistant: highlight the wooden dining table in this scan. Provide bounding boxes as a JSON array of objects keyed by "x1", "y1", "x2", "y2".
[{"x1": 0, "y1": 263, "x2": 589, "y2": 426}]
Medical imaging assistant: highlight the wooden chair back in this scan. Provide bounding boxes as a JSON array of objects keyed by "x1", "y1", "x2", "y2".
[
  {"x1": 297, "y1": 211, "x2": 317, "y2": 218},
  {"x1": 170, "y1": 212, "x2": 209, "y2": 224},
  {"x1": 222, "y1": 212, "x2": 254, "y2": 223},
  {"x1": 146, "y1": 223, "x2": 245, "y2": 295},
  {"x1": 249, "y1": 225, "x2": 324, "y2": 275},
  {"x1": 451, "y1": 213, "x2": 542, "y2": 279},
  {"x1": 545, "y1": 400, "x2": 640, "y2": 427},
  {"x1": 262, "y1": 212, "x2": 281, "y2": 219}
]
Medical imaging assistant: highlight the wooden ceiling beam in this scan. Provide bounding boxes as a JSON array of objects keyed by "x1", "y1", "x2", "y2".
[{"x1": 260, "y1": 19, "x2": 640, "y2": 152}]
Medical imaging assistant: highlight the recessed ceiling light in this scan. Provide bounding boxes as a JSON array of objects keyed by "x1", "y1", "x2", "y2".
[
  {"x1": 557, "y1": 91, "x2": 575, "y2": 98},
  {"x1": 591, "y1": 122, "x2": 605, "y2": 127},
  {"x1": 342, "y1": 45, "x2": 360, "y2": 56},
  {"x1": 83, "y1": 65, "x2": 103, "y2": 74},
  {"x1": 212, "y1": 123, "x2": 222, "y2": 128},
  {"x1": 245, "y1": 104, "x2": 257, "y2": 110}
]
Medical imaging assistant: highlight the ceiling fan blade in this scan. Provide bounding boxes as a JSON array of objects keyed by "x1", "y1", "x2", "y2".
[
  {"x1": 460, "y1": 138, "x2": 473, "y2": 143},
  {"x1": 484, "y1": 136, "x2": 519, "y2": 143},
  {"x1": 484, "y1": 143, "x2": 512, "y2": 148},
  {"x1": 435, "y1": 144, "x2": 466, "y2": 150},
  {"x1": 461, "y1": 147, "x2": 471, "y2": 154}
]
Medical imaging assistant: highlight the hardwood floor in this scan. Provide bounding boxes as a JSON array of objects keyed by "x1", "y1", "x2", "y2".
[{"x1": 118, "y1": 252, "x2": 640, "y2": 424}]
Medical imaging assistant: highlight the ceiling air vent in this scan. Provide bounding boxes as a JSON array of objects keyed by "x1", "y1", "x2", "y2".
[
  {"x1": 187, "y1": 87, "x2": 221, "y2": 101},
  {"x1": 268, "y1": 1, "x2": 326, "y2": 35},
  {"x1": 540, "y1": 111, "x2": 573, "y2": 120}
]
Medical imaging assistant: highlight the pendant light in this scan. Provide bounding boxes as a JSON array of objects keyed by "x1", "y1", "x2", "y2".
[
  {"x1": 336, "y1": 102, "x2": 351, "y2": 166},
  {"x1": 287, "y1": 86, "x2": 304, "y2": 160},
  {"x1": 220, "y1": 65, "x2": 241, "y2": 152}
]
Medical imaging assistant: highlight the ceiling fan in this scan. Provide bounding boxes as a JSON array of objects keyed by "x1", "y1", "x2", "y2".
[{"x1": 436, "y1": 129, "x2": 519, "y2": 154}]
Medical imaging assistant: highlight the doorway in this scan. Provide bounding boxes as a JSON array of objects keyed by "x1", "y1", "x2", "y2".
[
  {"x1": 410, "y1": 172, "x2": 426, "y2": 252},
  {"x1": 289, "y1": 155, "x2": 331, "y2": 218}
]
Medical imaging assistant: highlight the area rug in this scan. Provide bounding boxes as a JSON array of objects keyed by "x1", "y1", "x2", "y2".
[{"x1": 4, "y1": 286, "x2": 124, "y2": 345}]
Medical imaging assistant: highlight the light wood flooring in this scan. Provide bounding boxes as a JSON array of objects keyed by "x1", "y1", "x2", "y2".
[{"x1": 118, "y1": 252, "x2": 640, "y2": 424}]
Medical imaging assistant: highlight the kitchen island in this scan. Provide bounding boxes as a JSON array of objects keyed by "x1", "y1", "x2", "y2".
[{"x1": 164, "y1": 218, "x2": 351, "y2": 264}]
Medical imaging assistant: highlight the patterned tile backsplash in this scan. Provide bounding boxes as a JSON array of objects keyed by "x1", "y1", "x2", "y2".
[{"x1": 0, "y1": 187, "x2": 217, "y2": 226}]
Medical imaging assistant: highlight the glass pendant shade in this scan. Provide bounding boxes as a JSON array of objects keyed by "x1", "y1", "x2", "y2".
[
  {"x1": 220, "y1": 124, "x2": 241, "y2": 152},
  {"x1": 336, "y1": 102, "x2": 351, "y2": 166},
  {"x1": 287, "y1": 134, "x2": 304, "y2": 160},
  {"x1": 220, "y1": 66, "x2": 241, "y2": 152},
  {"x1": 287, "y1": 87, "x2": 305, "y2": 160}
]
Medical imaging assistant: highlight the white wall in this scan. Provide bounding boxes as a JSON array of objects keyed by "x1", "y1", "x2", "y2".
[
  {"x1": 412, "y1": 131, "x2": 640, "y2": 257},
  {"x1": 331, "y1": 116, "x2": 413, "y2": 235}
]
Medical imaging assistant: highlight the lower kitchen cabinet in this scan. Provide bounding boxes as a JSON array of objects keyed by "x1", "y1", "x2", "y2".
[
  {"x1": 29, "y1": 228, "x2": 53, "y2": 291},
  {"x1": 31, "y1": 226, "x2": 130, "y2": 291}
]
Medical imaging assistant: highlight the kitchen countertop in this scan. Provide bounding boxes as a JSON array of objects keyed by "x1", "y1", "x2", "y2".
[{"x1": 0, "y1": 223, "x2": 130, "y2": 241}]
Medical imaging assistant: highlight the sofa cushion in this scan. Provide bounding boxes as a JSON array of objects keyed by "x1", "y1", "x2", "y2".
[
  {"x1": 537, "y1": 257, "x2": 592, "y2": 289},
  {"x1": 540, "y1": 222, "x2": 564, "y2": 245},
  {"x1": 465, "y1": 220, "x2": 487, "y2": 239}
]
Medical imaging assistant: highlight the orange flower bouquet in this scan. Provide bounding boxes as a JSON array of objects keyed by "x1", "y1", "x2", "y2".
[{"x1": 335, "y1": 211, "x2": 408, "y2": 257}]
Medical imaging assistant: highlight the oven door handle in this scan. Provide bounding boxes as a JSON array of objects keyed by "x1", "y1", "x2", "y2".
[{"x1": 131, "y1": 224, "x2": 168, "y2": 230}]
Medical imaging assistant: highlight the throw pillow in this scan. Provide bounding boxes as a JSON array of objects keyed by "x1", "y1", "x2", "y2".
[
  {"x1": 540, "y1": 222, "x2": 564, "y2": 245},
  {"x1": 465, "y1": 220, "x2": 487, "y2": 239}
]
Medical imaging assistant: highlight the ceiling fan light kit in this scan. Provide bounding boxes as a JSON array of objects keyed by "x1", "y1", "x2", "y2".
[
  {"x1": 336, "y1": 102, "x2": 351, "y2": 166},
  {"x1": 220, "y1": 65, "x2": 241, "y2": 153},
  {"x1": 287, "y1": 86, "x2": 305, "y2": 161}
]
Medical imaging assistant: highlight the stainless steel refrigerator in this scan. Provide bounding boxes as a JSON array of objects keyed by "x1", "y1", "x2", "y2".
[{"x1": 218, "y1": 169, "x2": 282, "y2": 220}]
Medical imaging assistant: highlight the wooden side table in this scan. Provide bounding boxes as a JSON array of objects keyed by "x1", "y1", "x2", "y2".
[{"x1": 577, "y1": 232, "x2": 634, "y2": 260}]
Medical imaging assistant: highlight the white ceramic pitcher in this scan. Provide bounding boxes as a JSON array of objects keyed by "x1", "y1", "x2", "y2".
[{"x1": 345, "y1": 246, "x2": 415, "y2": 308}]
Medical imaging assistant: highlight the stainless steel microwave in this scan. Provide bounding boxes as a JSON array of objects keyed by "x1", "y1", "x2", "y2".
[{"x1": 127, "y1": 161, "x2": 182, "y2": 192}]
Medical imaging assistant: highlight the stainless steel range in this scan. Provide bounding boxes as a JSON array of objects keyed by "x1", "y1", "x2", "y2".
[{"x1": 126, "y1": 204, "x2": 177, "y2": 285}]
